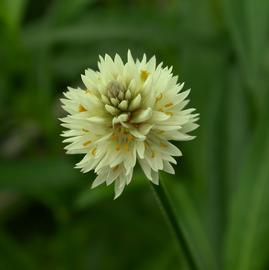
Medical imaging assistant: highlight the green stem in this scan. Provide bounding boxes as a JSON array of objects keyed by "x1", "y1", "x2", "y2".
[{"x1": 151, "y1": 180, "x2": 198, "y2": 270}]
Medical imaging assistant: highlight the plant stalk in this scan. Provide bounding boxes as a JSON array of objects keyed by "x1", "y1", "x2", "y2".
[{"x1": 151, "y1": 180, "x2": 198, "y2": 270}]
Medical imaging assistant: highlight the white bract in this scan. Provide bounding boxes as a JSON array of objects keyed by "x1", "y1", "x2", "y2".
[{"x1": 60, "y1": 51, "x2": 199, "y2": 199}]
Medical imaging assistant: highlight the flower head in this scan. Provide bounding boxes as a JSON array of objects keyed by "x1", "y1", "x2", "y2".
[{"x1": 60, "y1": 51, "x2": 199, "y2": 199}]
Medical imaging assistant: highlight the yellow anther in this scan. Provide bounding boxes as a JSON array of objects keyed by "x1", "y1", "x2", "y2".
[
  {"x1": 158, "y1": 108, "x2": 164, "y2": 112},
  {"x1": 160, "y1": 142, "x2": 168, "y2": 148},
  {"x1": 112, "y1": 134, "x2": 118, "y2": 141},
  {"x1": 113, "y1": 165, "x2": 119, "y2": 172},
  {"x1": 115, "y1": 144, "x2": 121, "y2": 151},
  {"x1": 79, "y1": 104, "x2": 87, "y2": 112},
  {"x1": 140, "y1": 70, "x2": 149, "y2": 81},
  {"x1": 165, "y1": 112, "x2": 173, "y2": 116},
  {"x1": 82, "y1": 128, "x2": 89, "y2": 132},
  {"x1": 83, "y1": 140, "x2": 92, "y2": 146},
  {"x1": 156, "y1": 93, "x2": 163, "y2": 102},
  {"x1": 164, "y1": 102, "x2": 173, "y2": 108},
  {"x1": 124, "y1": 143, "x2": 129, "y2": 151},
  {"x1": 91, "y1": 147, "x2": 97, "y2": 156},
  {"x1": 151, "y1": 151, "x2": 155, "y2": 158},
  {"x1": 127, "y1": 135, "x2": 134, "y2": 141}
]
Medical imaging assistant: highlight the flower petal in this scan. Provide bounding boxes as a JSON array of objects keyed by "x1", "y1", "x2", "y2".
[{"x1": 131, "y1": 108, "x2": 152, "y2": 123}]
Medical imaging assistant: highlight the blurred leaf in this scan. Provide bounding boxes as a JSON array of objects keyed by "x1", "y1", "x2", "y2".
[
  {"x1": 224, "y1": 113, "x2": 269, "y2": 270},
  {"x1": 75, "y1": 182, "x2": 113, "y2": 208},
  {"x1": 75, "y1": 169, "x2": 144, "y2": 208},
  {"x1": 45, "y1": 0, "x2": 96, "y2": 25},
  {"x1": 167, "y1": 177, "x2": 218, "y2": 270},
  {"x1": 0, "y1": 157, "x2": 79, "y2": 193},
  {"x1": 0, "y1": 229, "x2": 37, "y2": 270},
  {"x1": 225, "y1": 66, "x2": 249, "y2": 194},
  {"x1": 223, "y1": 0, "x2": 269, "y2": 75},
  {"x1": 222, "y1": 0, "x2": 269, "y2": 113},
  {"x1": 180, "y1": 43, "x2": 230, "y2": 264},
  {"x1": 22, "y1": 13, "x2": 180, "y2": 49},
  {"x1": 0, "y1": 0, "x2": 28, "y2": 29},
  {"x1": 138, "y1": 246, "x2": 184, "y2": 270}
]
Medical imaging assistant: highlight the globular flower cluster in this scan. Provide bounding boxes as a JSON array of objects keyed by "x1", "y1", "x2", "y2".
[{"x1": 60, "y1": 51, "x2": 199, "y2": 198}]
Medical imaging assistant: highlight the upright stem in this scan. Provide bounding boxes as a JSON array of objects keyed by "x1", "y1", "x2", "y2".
[{"x1": 151, "y1": 181, "x2": 198, "y2": 270}]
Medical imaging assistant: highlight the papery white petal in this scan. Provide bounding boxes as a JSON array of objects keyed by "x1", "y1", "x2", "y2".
[
  {"x1": 131, "y1": 108, "x2": 152, "y2": 123},
  {"x1": 92, "y1": 174, "x2": 107, "y2": 188},
  {"x1": 150, "y1": 170, "x2": 159, "y2": 185},
  {"x1": 114, "y1": 176, "x2": 126, "y2": 199}
]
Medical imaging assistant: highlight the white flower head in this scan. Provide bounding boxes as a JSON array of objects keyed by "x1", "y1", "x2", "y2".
[{"x1": 60, "y1": 51, "x2": 199, "y2": 199}]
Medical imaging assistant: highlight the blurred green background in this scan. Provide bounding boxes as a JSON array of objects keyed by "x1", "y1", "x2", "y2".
[{"x1": 0, "y1": 0, "x2": 269, "y2": 269}]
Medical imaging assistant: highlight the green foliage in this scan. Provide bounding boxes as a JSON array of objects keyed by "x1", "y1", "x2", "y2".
[{"x1": 0, "y1": 0, "x2": 269, "y2": 269}]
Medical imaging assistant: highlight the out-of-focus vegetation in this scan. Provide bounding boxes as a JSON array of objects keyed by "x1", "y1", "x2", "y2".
[{"x1": 0, "y1": 0, "x2": 269, "y2": 269}]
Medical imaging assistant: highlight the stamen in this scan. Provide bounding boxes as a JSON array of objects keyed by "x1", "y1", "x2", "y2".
[
  {"x1": 82, "y1": 128, "x2": 89, "y2": 132},
  {"x1": 165, "y1": 112, "x2": 173, "y2": 116},
  {"x1": 156, "y1": 93, "x2": 163, "y2": 102},
  {"x1": 83, "y1": 140, "x2": 92, "y2": 146},
  {"x1": 160, "y1": 142, "x2": 168, "y2": 148},
  {"x1": 115, "y1": 144, "x2": 121, "y2": 151},
  {"x1": 79, "y1": 104, "x2": 87, "y2": 112},
  {"x1": 91, "y1": 148, "x2": 97, "y2": 156},
  {"x1": 140, "y1": 70, "x2": 149, "y2": 81},
  {"x1": 164, "y1": 102, "x2": 173, "y2": 108},
  {"x1": 113, "y1": 165, "x2": 119, "y2": 172},
  {"x1": 151, "y1": 151, "x2": 155, "y2": 158},
  {"x1": 124, "y1": 143, "x2": 129, "y2": 151},
  {"x1": 127, "y1": 135, "x2": 134, "y2": 141}
]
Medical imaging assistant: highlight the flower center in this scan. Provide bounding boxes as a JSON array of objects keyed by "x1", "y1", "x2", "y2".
[
  {"x1": 103, "y1": 80, "x2": 142, "y2": 129},
  {"x1": 106, "y1": 81, "x2": 125, "y2": 100},
  {"x1": 103, "y1": 80, "x2": 131, "y2": 115},
  {"x1": 103, "y1": 81, "x2": 129, "y2": 114}
]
